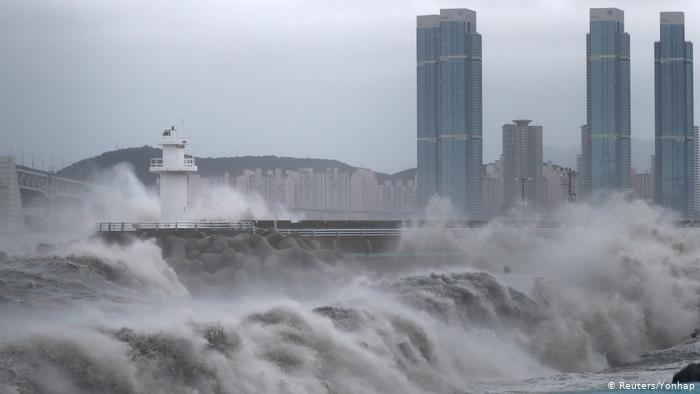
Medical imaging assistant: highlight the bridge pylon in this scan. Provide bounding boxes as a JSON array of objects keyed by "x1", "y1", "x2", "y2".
[{"x1": 0, "y1": 156, "x2": 26, "y2": 234}]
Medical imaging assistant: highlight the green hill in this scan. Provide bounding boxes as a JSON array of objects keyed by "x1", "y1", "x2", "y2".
[{"x1": 57, "y1": 146, "x2": 415, "y2": 185}]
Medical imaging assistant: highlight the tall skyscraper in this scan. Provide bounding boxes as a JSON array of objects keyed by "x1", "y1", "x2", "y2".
[
  {"x1": 694, "y1": 126, "x2": 699, "y2": 215},
  {"x1": 580, "y1": 125, "x2": 592, "y2": 196},
  {"x1": 654, "y1": 12, "x2": 695, "y2": 218},
  {"x1": 417, "y1": 8, "x2": 482, "y2": 214},
  {"x1": 502, "y1": 120, "x2": 543, "y2": 212},
  {"x1": 581, "y1": 8, "x2": 631, "y2": 197}
]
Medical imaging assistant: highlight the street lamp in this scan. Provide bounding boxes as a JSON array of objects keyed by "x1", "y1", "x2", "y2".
[
  {"x1": 515, "y1": 177, "x2": 533, "y2": 217},
  {"x1": 559, "y1": 168, "x2": 577, "y2": 202}
]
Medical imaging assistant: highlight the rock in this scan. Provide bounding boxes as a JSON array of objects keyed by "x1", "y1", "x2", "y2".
[
  {"x1": 264, "y1": 232, "x2": 283, "y2": 247},
  {"x1": 230, "y1": 233, "x2": 251, "y2": 242},
  {"x1": 35, "y1": 243, "x2": 56, "y2": 254},
  {"x1": 277, "y1": 236, "x2": 300, "y2": 250},
  {"x1": 164, "y1": 235, "x2": 188, "y2": 259},
  {"x1": 219, "y1": 248, "x2": 239, "y2": 267},
  {"x1": 182, "y1": 259, "x2": 204, "y2": 276},
  {"x1": 200, "y1": 253, "x2": 224, "y2": 273},
  {"x1": 231, "y1": 268, "x2": 250, "y2": 287},
  {"x1": 293, "y1": 236, "x2": 311, "y2": 251},
  {"x1": 155, "y1": 238, "x2": 166, "y2": 251},
  {"x1": 673, "y1": 363, "x2": 700, "y2": 383},
  {"x1": 181, "y1": 275, "x2": 207, "y2": 294},
  {"x1": 690, "y1": 328, "x2": 700, "y2": 339},
  {"x1": 277, "y1": 247, "x2": 323, "y2": 269},
  {"x1": 165, "y1": 257, "x2": 191, "y2": 273},
  {"x1": 194, "y1": 238, "x2": 212, "y2": 253},
  {"x1": 228, "y1": 237, "x2": 252, "y2": 254},
  {"x1": 185, "y1": 238, "x2": 199, "y2": 251},
  {"x1": 307, "y1": 239, "x2": 321, "y2": 251},
  {"x1": 240, "y1": 256, "x2": 261, "y2": 280},
  {"x1": 212, "y1": 266, "x2": 239, "y2": 284},
  {"x1": 254, "y1": 238, "x2": 275, "y2": 261},
  {"x1": 296, "y1": 236, "x2": 320, "y2": 251},
  {"x1": 264, "y1": 247, "x2": 324, "y2": 272},
  {"x1": 196, "y1": 270, "x2": 219, "y2": 286},
  {"x1": 210, "y1": 236, "x2": 230, "y2": 253},
  {"x1": 315, "y1": 249, "x2": 339, "y2": 262}
]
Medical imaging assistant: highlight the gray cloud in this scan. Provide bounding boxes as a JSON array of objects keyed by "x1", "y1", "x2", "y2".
[{"x1": 1, "y1": 0, "x2": 699, "y2": 173}]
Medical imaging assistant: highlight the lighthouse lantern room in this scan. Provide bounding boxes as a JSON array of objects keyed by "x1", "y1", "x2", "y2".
[{"x1": 149, "y1": 126, "x2": 198, "y2": 221}]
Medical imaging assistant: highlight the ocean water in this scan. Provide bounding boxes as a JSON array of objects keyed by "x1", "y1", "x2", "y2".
[{"x1": 2, "y1": 199, "x2": 700, "y2": 393}]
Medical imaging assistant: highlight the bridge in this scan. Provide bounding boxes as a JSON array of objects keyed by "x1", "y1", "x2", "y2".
[
  {"x1": 15, "y1": 165, "x2": 93, "y2": 199},
  {"x1": 1, "y1": 156, "x2": 95, "y2": 233}
]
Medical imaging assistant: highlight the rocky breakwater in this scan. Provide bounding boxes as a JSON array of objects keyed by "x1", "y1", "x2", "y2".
[{"x1": 156, "y1": 231, "x2": 348, "y2": 295}]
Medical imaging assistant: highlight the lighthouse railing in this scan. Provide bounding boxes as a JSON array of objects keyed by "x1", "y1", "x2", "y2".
[{"x1": 149, "y1": 157, "x2": 197, "y2": 169}]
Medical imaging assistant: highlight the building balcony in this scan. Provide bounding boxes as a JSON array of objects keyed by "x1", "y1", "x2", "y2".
[{"x1": 149, "y1": 157, "x2": 198, "y2": 172}]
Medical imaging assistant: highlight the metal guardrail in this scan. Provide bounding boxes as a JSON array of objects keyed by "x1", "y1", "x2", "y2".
[
  {"x1": 275, "y1": 228, "x2": 399, "y2": 237},
  {"x1": 97, "y1": 221, "x2": 556, "y2": 238},
  {"x1": 274, "y1": 227, "x2": 556, "y2": 238},
  {"x1": 149, "y1": 158, "x2": 197, "y2": 169},
  {"x1": 97, "y1": 221, "x2": 255, "y2": 232}
]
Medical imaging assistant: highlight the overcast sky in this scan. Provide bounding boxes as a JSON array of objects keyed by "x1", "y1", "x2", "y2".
[{"x1": 2, "y1": 0, "x2": 700, "y2": 173}]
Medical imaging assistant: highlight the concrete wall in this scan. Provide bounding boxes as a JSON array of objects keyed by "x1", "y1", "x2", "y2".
[
  {"x1": 159, "y1": 173, "x2": 191, "y2": 221},
  {"x1": 0, "y1": 156, "x2": 25, "y2": 234}
]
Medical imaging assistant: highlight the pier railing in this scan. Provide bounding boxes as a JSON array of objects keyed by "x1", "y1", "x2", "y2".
[
  {"x1": 273, "y1": 227, "x2": 555, "y2": 237},
  {"x1": 97, "y1": 221, "x2": 255, "y2": 232},
  {"x1": 97, "y1": 221, "x2": 556, "y2": 238},
  {"x1": 149, "y1": 158, "x2": 197, "y2": 168}
]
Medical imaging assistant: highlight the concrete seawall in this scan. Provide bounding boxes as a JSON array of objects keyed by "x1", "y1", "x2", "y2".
[{"x1": 98, "y1": 227, "x2": 405, "y2": 256}]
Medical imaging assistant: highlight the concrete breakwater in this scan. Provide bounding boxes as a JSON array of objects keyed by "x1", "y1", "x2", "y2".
[
  {"x1": 146, "y1": 229, "x2": 462, "y2": 296},
  {"x1": 158, "y1": 231, "x2": 340, "y2": 273},
  {"x1": 100, "y1": 226, "x2": 414, "y2": 257},
  {"x1": 96, "y1": 228, "x2": 466, "y2": 295}
]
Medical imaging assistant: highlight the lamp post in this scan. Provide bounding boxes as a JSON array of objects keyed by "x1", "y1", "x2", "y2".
[
  {"x1": 560, "y1": 168, "x2": 577, "y2": 202},
  {"x1": 515, "y1": 177, "x2": 533, "y2": 217}
]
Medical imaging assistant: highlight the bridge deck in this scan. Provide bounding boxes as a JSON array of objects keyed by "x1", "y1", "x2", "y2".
[{"x1": 16, "y1": 165, "x2": 93, "y2": 197}]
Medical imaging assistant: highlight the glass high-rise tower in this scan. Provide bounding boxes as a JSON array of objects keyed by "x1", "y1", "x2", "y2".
[
  {"x1": 654, "y1": 12, "x2": 695, "y2": 218},
  {"x1": 417, "y1": 9, "x2": 482, "y2": 214},
  {"x1": 502, "y1": 120, "x2": 544, "y2": 212},
  {"x1": 581, "y1": 8, "x2": 631, "y2": 197}
]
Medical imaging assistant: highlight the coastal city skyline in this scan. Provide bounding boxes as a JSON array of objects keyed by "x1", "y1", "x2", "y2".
[
  {"x1": 2, "y1": 0, "x2": 700, "y2": 175},
  {"x1": 3, "y1": 3, "x2": 699, "y2": 219},
  {"x1": 413, "y1": 6, "x2": 700, "y2": 217},
  {"x1": 5, "y1": 3, "x2": 700, "y2": 393}
]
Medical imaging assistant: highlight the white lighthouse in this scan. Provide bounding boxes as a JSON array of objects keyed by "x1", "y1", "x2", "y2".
[{"x1": 149, "y1": 126, "x2": 198, "y2": 221}]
